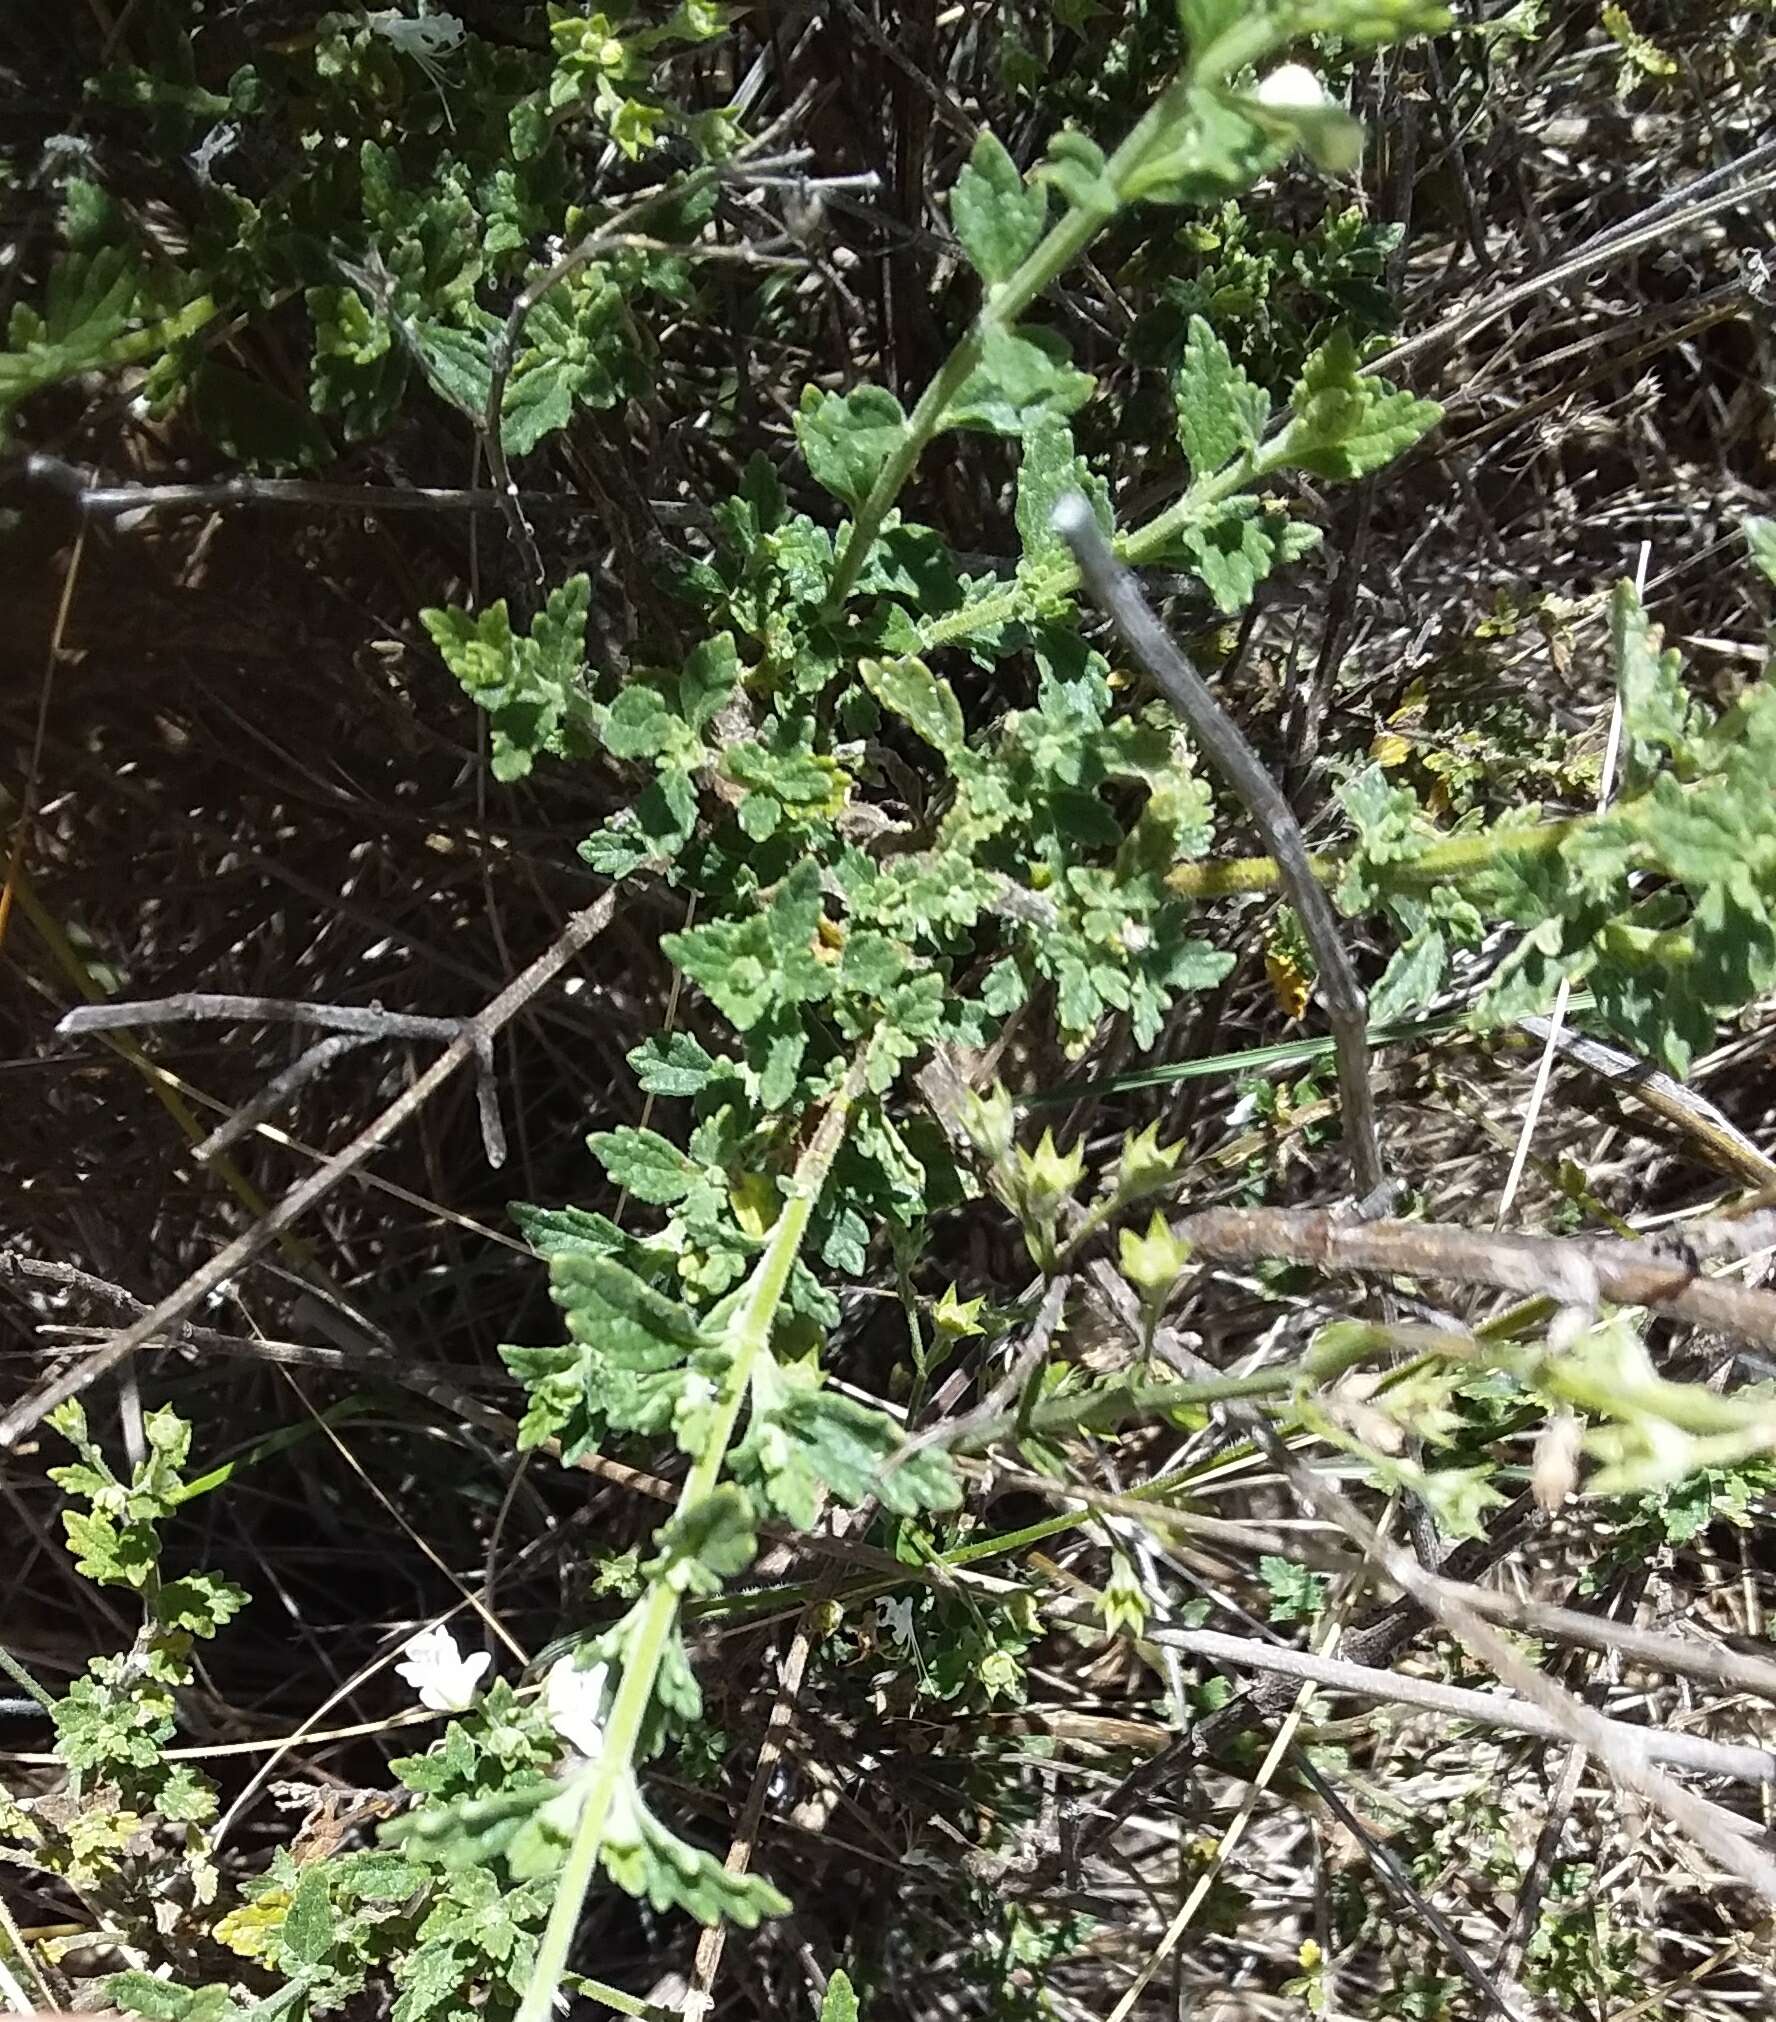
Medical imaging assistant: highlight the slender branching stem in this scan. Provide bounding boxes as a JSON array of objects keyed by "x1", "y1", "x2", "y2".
[
  {"x1": 516, "y1": 1066, "x2": 862, "y2": 2022},
  {"x1": 1164, "y1": 813, "x2": 1580, "y2": 901},
  {"x1": 825, "y1": 12, "x2": 1300, "y2": 613}
]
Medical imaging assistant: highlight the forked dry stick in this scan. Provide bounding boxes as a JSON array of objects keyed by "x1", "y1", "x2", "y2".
[
  {"x1": 2, "y1": 890, "x2": 617, "y2": 1448},
  {"x1": 60, "y1": 992, "x2": 507, "y2": 1167}
]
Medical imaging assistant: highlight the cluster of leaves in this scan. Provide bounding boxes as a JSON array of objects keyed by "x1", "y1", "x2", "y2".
[
  {"x1": 1126, "y1": 197, "x2": 1405, "y2": 391},
  {"x1": 2, "y1": 4, "x2": 730, "y2": 457},
  {"x1": 0, "y1": 1403, "x2": 246, "y2": 1934},
  {"x1": 1337, "y1": 532, "x2": 1776, "y2": 1070},
  {"x1": 505, "y1": 1198, "x2": 960, "y2": 1531},
  {"x1": 105, "y1": 1657, "x2": 630, "y2": 2022}
]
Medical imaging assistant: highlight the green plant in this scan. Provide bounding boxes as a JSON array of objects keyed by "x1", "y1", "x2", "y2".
[
  {"x1": 0, "y1": 1403, "x2": 245, "y2": 1951},
  {"x1": 15, "y1": 3, "x2": 1776, "y2": 2018}
]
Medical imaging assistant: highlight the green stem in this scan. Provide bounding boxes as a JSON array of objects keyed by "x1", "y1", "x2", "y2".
[
  {"x1": 1165, "y1": 810, "x2": 1582, "y2": 901},
  {"x1": 516, "y1": 1072, "x2": 859, "y2": 2022},
  {"x1": 952, "y1": 1322, "x2": 1385, "y2": 1453},
  {"x1": 1119, "y1": 436, "x2": 1293, "y2": 571},
  {"x1": 826, "y1": 11, "x2": 1301, "y2": 616},
  {"x1": 0, "y1": 1642, "x2": 56, "y2": 1714},
  {"x1": 113, "y1": 292, "x2": 220, "y2": 369}
]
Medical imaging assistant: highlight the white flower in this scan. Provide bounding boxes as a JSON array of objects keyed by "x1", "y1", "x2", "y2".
[
  {"x1": 545, "y1": 1656, "x2": 610, "y2": 1761},
  {"x1": 395, "y1": 1626, "x2": 491, "y2": 1712},
  {"x1": 875, "y1": 1595, "x2": 917, "y2": 1652},
  {"x1": 1120, "y1": 918, "x2": 1152, "y2": 955},
  {"x1": 366, "y1": 8, "x2": 466, "y2": 59},
  {"x1": 1255, "y1": 63, "x2": 1328, "y2": 111}
]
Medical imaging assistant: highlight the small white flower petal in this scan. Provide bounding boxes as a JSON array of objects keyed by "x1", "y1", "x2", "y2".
[
  {"x1": 875, "y1": 1595, "x2": 917, "y2": 1652},
  {"x1": 1255, "y1": 63, "x2": 1327, "y2": 110},
  {"x1": 545, "y1": 1657, "x2": 609, "y2": 1760},
  {"x1": 395, "y1": 1627, "x2": 492, "y2": 1712}
]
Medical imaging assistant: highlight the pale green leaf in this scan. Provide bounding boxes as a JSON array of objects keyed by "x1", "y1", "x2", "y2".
[
  {"x1": 1282, "y1": 330, "x2": 1441, "y2": 481},
  {"x1": 860, "y1": 655, "x2": 965, "y2": 756},
  {"x1": 1035, "y1": 128, "x2": 1118, "y2": 216},
  {"x1": 587, "y1": 1126, "x2": 701, "y2": 1205},
  {"x1": 941, "y1": 325, "x2": 1093, "y2": 437},
  {"x1": 950, "y1": 131, "x2": 1047, "y2": 285},
  {"x1": 1173, "y1": 316, "x2": 1268, "y2": 480},
  {"x1": 821, "y1": 1970, "x2": 860, "y2": 2022},
  {"x1": 1609, "y1": 579, "x2": 1695, "y2": 793},
  {"x1": 1015, "y1": 416, "x2": 1111, "y2": 568},
  {"x1": 1368, "y1": 927, "x2": 1447, "y2": 1023},
  {"x1": 1175, "y1": 501, "x2": 1321, "y2": 613},
  {"x1": 796, "y1": 384, "x2": 908, "y2": 508},
  {"x1": 628, "y1": 1032, "x2": 721, "y2": 1097}
]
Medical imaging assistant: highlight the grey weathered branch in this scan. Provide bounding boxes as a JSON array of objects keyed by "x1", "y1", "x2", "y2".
[
  {"x1": 1137, "y1": 1624, "x2": 1776, "y2": 1789},
  {"x1": 60, "y1": 993, "x2": 507, "y2": 1169},
  {"x1": 1054, "y1": 494, "x2": 1384, "y2": 1197},
  {"x1": 3, "y1": 891, "x2": 617, "y2": 1448},
  {"x1": 1175, "y1": 1205, "x2": 1776, "y2": 1351}
]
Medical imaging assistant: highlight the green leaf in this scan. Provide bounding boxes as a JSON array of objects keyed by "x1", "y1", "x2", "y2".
[
  {"x1": 950, "y1": 132, "x2": 1047, "y2": 285},
  {"x1": 1746, "y1": 515, "x2": 1776, "y2": 587},
  {"x1": 588, "y1": 1126, "x2": 701, "y2": 1205},
  {"x1": 1121, "y1": 87, "x2": 1290, "y2": 207},
  {"x1": 281, "y1": 1867, "x2": 333, "y2": 1968},
  {"x1": 421, "y1": 577, "x2": 592, "y2": 783},
  {"x1": 680, "y1": 631, "x2": 740, "y2": 733},
  {"x1": 1368, "y1": 926, "x2": 1447, "y2": 1023},
  {"x1": 942, "y1": 325, "x2": 1093, "y2": 437},
  {"x1": 1015, "y1": 416, "x2": 1112, "y2": 570},
  {"x1": 1177, "y1": 0, "x2": 1245, "y2": 48},
  {"x1": 1173, "y1": 316, "x2": 1268, "y2": 480},
  {"x1": 796, "y1": 384, "x2": 908, "y2": 508},
  {"x1": 664, "y1": 860, "x2": 832, "y2": 1030},
  {"x1": 157, "y1": 1571, "x2": 249, "y2": 1638},
  {"x1": 821, "y1": 1970, "x2": 861, "y2": 2022},
  {"x1": 1036, "y1": 129, "x2": 1118, "y2": 216},
  {"x1": 1, "y1": 242, "x2": 141, "y2": 426},
  {"x1": 1281, "y1": 329, "x2": 1440, "y2": 481},
  {"x1": 601, "y1": 1777, "x2": 790, "y2": 1925},
  {"x1": 549, "y1": 1254, "x2": 703, "y2": 1369},
  {"x1": 61, "y1": 1508, "x2": 157, "y2": 1589},
  {"x1": 737, "y1": 1387, "x2": 961, "y2": 1527},
  {"x1": 859, "y1": 656, "x2": 964, "y2": 757},
  {"x1": 1175, "y1": 501, "x2": 1321, "y2": 613},
  {"x1": 1610, "y1": 579, "x2": 1695, "y2": 794},
  {"x1": 510, "y1": 1201, "x2": 626, "y2": 1263},
  {"x1": 107, "y1": 1972, "x2": 242, "y2": 2022},
  {"x1": 189, "y1": 362, "x2": 332, "y2": 472},
  {"x1": 725, "y1": 716, "x2": 846, "y2": 822},
  {"x1": 1258, "y1": 1554, "x2": 1328, "y2": 1623},
  {"x1": 603, "y1": 684, "x2": 683, "y2": 762},
  {"x1": 645, "y1": 1483, "x2": 758, "y2": 1593},
  {"x1": 307, "y1": 285, "x2": 408, "y2": 440},
  {"x1": 629, "y1": 1032, "x2": 721, "y2": 1097}
]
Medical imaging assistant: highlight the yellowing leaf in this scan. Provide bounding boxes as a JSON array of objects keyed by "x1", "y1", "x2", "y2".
[
  {"x1": 1370, "y1": 729, "x2": 1411, "y2": 768},
  {"x1": 730, "y1": 1171, "x2": 780, "y2": 1238},
  {"x1": 215, "y1": 1890, "x2": 290, "y2": 1960},
  {"x1": 1265, "y1": 943, "x2": 1312, "y2": 1021}
]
